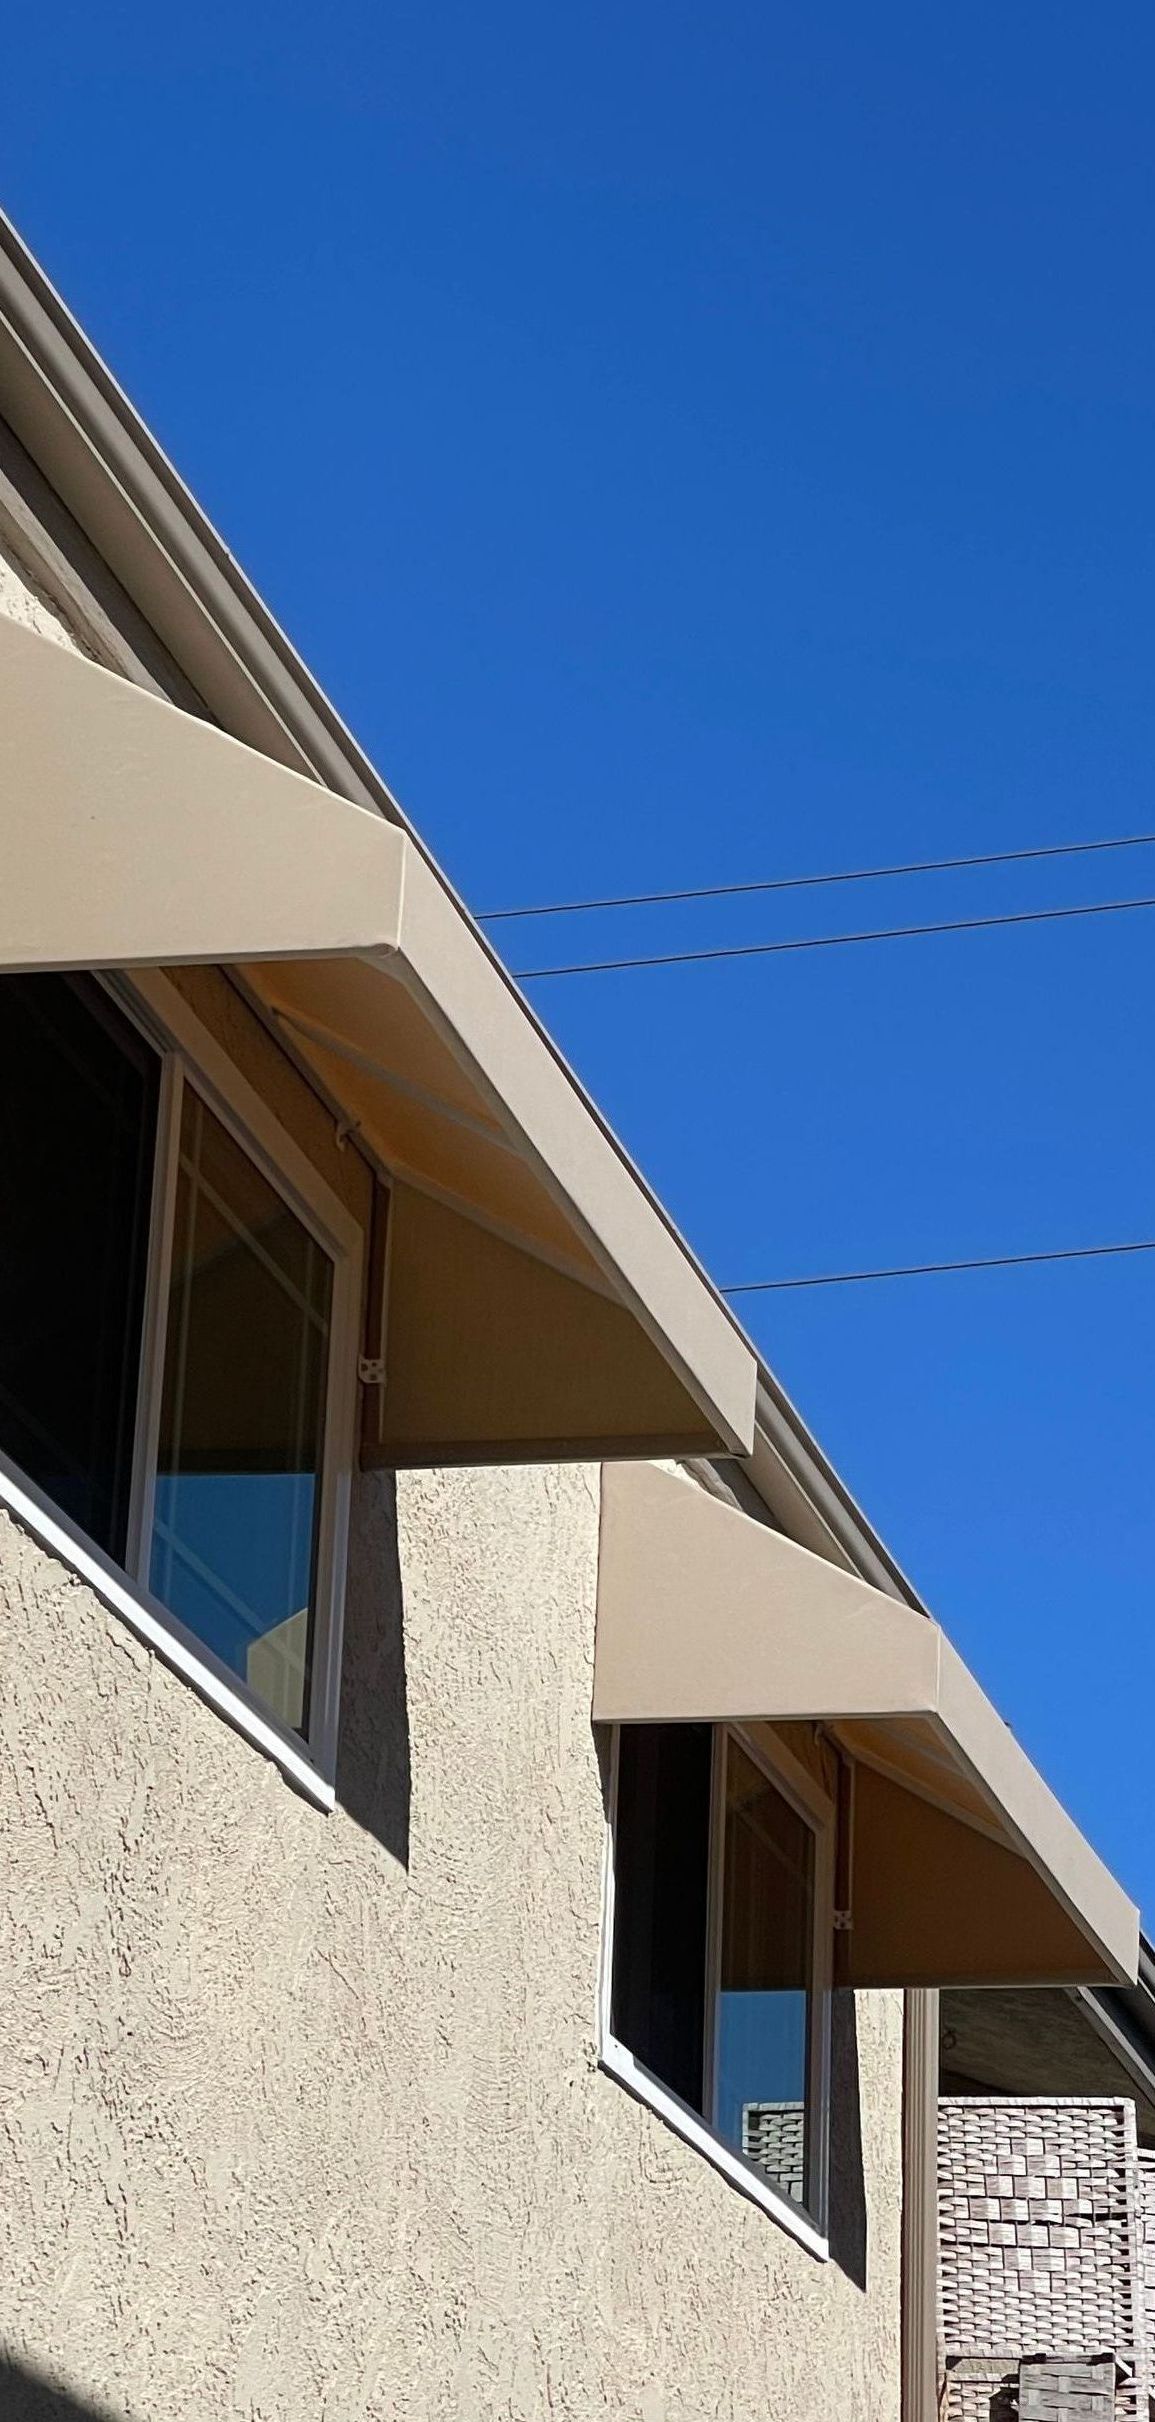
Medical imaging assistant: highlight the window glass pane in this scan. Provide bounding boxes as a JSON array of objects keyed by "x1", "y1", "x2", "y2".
[
  {"x1": 0, "y1": 974, "x2": 158, "y2": 1558},
  {"x1": 150, "y1": 1087, "x2": 333, "y2": 1737},
  {"x1": 611, "y1": 1723, "x2": 713, "y2": 2111},
  {"x1": 715, "y1": 1737, "x2": 815, "y2": 2210}
]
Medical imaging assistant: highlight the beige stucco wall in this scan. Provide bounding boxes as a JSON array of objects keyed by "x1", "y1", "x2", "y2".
[
  {"x1": 0, "y1": 530, "x2": 96, "y2": 656},
  {"x1": 0, "y1": 563, "x2": 904, "y2": 2421},
  {"x1": 0, "y1": 1463, "x2": 904, "y2": 2422}
]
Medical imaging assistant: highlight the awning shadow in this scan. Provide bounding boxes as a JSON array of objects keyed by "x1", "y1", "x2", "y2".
[
  {"x1": 0, "y1": 2356, "x2": 126, "y2": 2422},
  {"x1": 828, "y1": 1988, "x2": 868, "y2": 2290},
  {"x1": 334, "y1": 1469, "x2": 411, "y2": 1867}
]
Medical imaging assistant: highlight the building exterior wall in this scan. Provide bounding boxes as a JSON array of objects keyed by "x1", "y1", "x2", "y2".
[
  {"x1": 1, "y1": 1463, "x2": 903, "y2": 2422},
  {"x1": 0, "y1": 560, "x2": 905, "y2": 2422}
]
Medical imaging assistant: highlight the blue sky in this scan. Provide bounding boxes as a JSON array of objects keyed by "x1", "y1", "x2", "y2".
[{"x1": 4, "y1": 4, "x2": 1153, "y2": 1905}]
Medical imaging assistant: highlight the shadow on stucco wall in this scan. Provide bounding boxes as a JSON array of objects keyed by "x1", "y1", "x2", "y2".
[
  {"x1": 0, "y1": 2355, "x2": 126, "y2": 2422},
  {"x1": 828, "y1": 1989, "x2": 868, "y2": 2290},
  {"x1": 335, "y1": 1469, "x2": 412, "y2": 1868}
]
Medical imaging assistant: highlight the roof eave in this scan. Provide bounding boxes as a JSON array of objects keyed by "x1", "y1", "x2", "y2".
[{"x1": 0, "y1": 205, "x2": 922, "y2": 1582}]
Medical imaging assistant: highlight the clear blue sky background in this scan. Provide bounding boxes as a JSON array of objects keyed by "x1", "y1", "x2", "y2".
[{"x1": 4, "y1": 4, "x2": 1153, "y2": 1906}]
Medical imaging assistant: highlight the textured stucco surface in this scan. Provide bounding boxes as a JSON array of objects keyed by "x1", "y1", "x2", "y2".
[
  {"x1": 0, "y1": 1465, "x2": 905, "y2": 2422},
  {"x1": 0, "y1": 531, "x2": 96, "y2": 655}
]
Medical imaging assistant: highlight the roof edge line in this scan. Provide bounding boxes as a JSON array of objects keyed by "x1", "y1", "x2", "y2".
[{"x1": 0, "y1": 209, "x2": 924, "y2": 1578}]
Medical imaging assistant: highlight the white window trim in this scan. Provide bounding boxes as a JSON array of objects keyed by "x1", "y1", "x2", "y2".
[
  {"x1": 0, "y1": 1446, "x2": 335, "y2": 1807},
  {"x1": 0, "y1": 967, "x2": 363, "y2": 1805},
  {"x1": 598, "y1": 1719, "x2": 834, "y2": 2262}
]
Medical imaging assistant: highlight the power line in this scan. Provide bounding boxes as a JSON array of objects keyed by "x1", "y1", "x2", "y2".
[
  {"x1": 722, "y1": 1238, "x2": 1155, "y2": 1293},
  {"x1": 480, "y1": 829, "x2": 1155, "y2": 923},
  {"x1": 513, "y1": 890, "x2": 1155, "y2": 978}
]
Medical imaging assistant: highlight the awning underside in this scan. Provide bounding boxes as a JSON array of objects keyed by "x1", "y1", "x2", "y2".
[
  {"x1": 594, "y1": 1463, "x2": 1138, "y2": 1990},
  {"x1": 244, "y1": 958, "x2": 728, "y2": 1462},
  {"x1": 0, "y1": 616, "x2": 756, "y2": 1463}
]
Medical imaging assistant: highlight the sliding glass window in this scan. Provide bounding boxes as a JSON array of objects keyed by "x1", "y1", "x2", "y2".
[
  {"x1": 608, "y1": 1721, "x2": 831, "y2": 2228},
  {"x1": 0, "y1": 970, "x2": 352, "y2": 1762}
]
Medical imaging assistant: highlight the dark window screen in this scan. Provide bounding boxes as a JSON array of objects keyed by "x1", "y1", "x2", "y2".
[
  {"x1": 611, "y1": 1722, "x2": 713, "y2": 2112},
  {"x1": 0, "y1": 974, "x2": 159, "y2": 1559}
]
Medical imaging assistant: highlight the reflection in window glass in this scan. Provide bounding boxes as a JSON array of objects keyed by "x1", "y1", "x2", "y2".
[
  {"x1": 150, "y1": 1088, "x2": 333, "y2": 1735},
  {"x1": 715, "y1": 1736, "x2": 814, "y2": 2209}
]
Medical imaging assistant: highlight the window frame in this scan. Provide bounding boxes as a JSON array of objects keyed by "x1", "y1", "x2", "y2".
[
  {"x1": 599, "y1": 1718, "x2": 834, "y2": 2258},
  {"x1": 0, "y1": 966, "x2": 362, "y2": 1802}
]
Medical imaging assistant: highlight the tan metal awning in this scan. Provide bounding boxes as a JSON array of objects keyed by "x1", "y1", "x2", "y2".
[
  {"x1": 0, "y1": 617, "x2": 755, "y2": 1463},
  {"x1": 594, "y1": 1463, "x2": 1138, "y2": 1989}
]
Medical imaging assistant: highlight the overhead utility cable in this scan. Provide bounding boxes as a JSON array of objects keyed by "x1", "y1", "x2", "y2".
[
  {"x1": 480, "y1": 829, "x2": 1155, "y2": 923},
  {"x1": 512, "y1": 891, "x2": 1155, "y2": 979},
  {"x1": 721, "y1": 1238, "x2": 1155, "y2": 1294}
]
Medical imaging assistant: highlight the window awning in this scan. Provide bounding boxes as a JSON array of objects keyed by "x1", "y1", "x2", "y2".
[
  {"x1": 0, "y1": 617, "x2": 755, "y2": 1463},
  {"x1": 594, "y1": 1463, "x2": 1138, "y2": 1990}
]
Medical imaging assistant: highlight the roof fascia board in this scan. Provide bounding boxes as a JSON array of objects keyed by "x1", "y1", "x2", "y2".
[
  {"x1": 0, "y1": 212, "x2": 757, "y2": 1420},
  {"x1": 749, "y1": 1374, "x2": 926, "y2": 1606},
  {"x1": 0, "y1": 412, "x2": 203, "y2": 705},
  {"x1": 1075, "y1": 1986, "x2": 1155, "y2": 2114},
  {"x1": 1086, "y1": 1934, "x2": 1155, "y2": 2088},
  {"x1": 0, "y1": 213, "x2": 370, "y2": 789},
  {"x1": 0, "y1": 209, "x2": 925, "y2": 1575}
]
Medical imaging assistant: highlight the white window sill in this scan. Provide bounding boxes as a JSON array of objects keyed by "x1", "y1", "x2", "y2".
[
  {"x1": 600, "y1": 2035, "x2": 830, "y2": 2263},
  {"x1": 0, "y1": 1455, "x2": 335, "y2": 1811}
]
